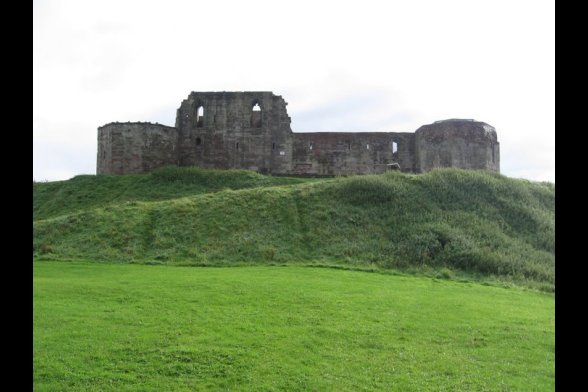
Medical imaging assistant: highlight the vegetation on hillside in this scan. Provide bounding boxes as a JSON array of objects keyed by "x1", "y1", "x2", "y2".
[
  {"x1": 33, "y1": 166, "x2": 555, "y2": 289},
  {"x1": 33, "y1": 166, "x2": 314, "y2": 221}
]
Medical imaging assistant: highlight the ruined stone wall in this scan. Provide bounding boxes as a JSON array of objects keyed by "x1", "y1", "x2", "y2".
[
  {"x1": 175, "y1": 92, "x2": 293, "y2": 174},
  {"x1": 97, "y1": 122, "x2": 178, "y2": 175},
  {"x1": 97, "y1": 92, "x2": 500, "y2": 176},
  {"x1": 291, "y1": 132, "x2": 415, "y2": 175},
  {"x1": 415, "y1": 120, "x2": 499, "y2": 173}
]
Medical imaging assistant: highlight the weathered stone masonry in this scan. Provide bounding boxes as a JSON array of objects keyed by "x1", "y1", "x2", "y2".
[{"x1": 97, "y1": 91, "x2": 499, "y2": 175}]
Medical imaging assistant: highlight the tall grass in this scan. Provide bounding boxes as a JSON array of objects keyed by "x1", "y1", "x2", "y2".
[
  {"x1": 33, "y1": 166, "x2": 314, "y2": 221},
  {"x1": 33, "y1": 167, "x2": 555, "y2": 288}
]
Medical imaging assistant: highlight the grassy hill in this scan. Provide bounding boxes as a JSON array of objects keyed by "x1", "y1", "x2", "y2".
[
  {"x1": 33, "y1": 166, "x2": 314, "y2": 221},
  {"x1": 33, "y1": 166, "x2": 555, "y2": 289}
]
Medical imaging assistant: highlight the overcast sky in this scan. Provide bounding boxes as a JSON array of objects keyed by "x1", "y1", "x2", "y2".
[{"x1": 33, "y1": 0, "x2": 554, "y2": 182}]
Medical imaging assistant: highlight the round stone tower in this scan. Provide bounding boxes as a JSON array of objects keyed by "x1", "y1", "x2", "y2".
[{"x1": 414, "y1": 119, "x2": 499, "y2": 173}]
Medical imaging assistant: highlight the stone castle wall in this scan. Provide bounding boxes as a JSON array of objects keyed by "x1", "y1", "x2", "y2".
[
  {"x1": 97, "y1": 122, "x2": 177, "y2": 175},
  {"x1": 415, "y1": 120, "x2": 499, "y2": 173},
  {"x1": 174, "y1": 92, "x2": 293, "y2": 174},
  {"x1": 97, "y1": 92, "x2": 499, "y2": 176},
  {"x1": 291, "y1": 132, "x2": 416, "y2": 175}
]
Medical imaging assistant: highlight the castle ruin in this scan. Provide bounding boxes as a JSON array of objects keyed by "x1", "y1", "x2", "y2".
[{"x1": 97, "y1": 91, "x2": 499, "y2": 176}]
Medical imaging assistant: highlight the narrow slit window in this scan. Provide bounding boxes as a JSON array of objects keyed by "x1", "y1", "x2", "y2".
[
  {"x1": 196, "y1": 106, "x2": 204, "y2": 128},
  {"x1": 272, "y1": 142, "x2": 276, "y2": 150},
  {"x1": 236, "y1": 142, "x2": 239, "y2": 150},
  {"x1": 392, "y1": 141, "x2": 398, "y2": 153},
  {"x1": 251, "y1": 102, "x2": 262, "y2": 127},
  {"x1": 366, "y1": 144, "x2": 370, "y2": 150},
  {"x1": 309, "y1": 142, "x2": 313, "y2": 150}
]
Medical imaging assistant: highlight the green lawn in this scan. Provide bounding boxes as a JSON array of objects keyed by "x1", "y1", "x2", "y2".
[{"x1": 33, "y1": 261, "x2": 555, "y2": 391}]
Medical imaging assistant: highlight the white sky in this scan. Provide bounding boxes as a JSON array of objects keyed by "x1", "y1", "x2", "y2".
[{"x1": 33, "y1": 0, "x2": 555, "y2": 182}]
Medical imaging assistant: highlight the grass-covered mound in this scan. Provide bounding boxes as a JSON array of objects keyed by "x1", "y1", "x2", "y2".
[
  {"x1": 33, "y1": 166, "x2": 314, "y2": 221},
  {"x1": 33, "y1": 167, "x2": 555, "y2": 289}
]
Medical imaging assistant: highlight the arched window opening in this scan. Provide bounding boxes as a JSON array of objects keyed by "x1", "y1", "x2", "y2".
[
  {"x1": 236, "y1": 142, "x2": 240, "y2": 150},
  {"x1": 392, "y1": 141, "x2": 398, "y2": 153},
  {"x1": 366, "y1": 144, "x2": 370, "y2": 150},
  {"x1": 196, "y1": 106, "x2": 204, "y2": 128},
  {"x1": 251, "y1": 102, "x2": 262, "y2": 128},
  {"x1": 309, "y1": 142, "x2": 314, "y2": 150},
  {"x1": 272, "y1": 142, "x2": 276, "y2": 150},
  {"x1": 196, "y1": 137, "x2": 202, "y2": 146}
]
